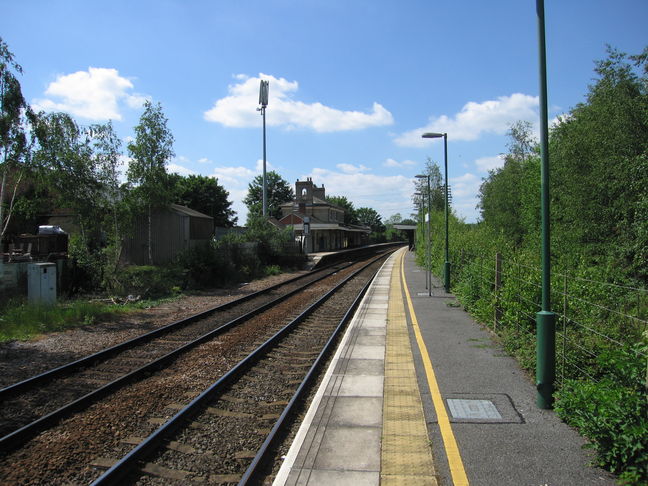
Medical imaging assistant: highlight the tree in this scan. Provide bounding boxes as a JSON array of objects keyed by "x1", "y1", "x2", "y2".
[
  {"x1": 385, "y1": 213, "x2": 402, "y2": 225},
  {"x1": 90, "y1": 121, "x2": 124, "y2": 228},
  {"x1": 243, "y1": 170, "x2": 293, "y2": 221},
  {"x1": 127, "y1": 100, "x2": 175, "y2": 264},
  {"x1": 88, "y1": 121, "x2": 130, "y2": 272},
  {"x1": 550, "y1": 46, "x2": 648, "y2": 277},
  {"x1": 478, "y1": 121, "x2": 539, "y2": 244},
  {"x1": 326, "y1": 195, "x2": 358, "y2": 224},
  {"x1": 32, "y1": 112, "x2": 102, "y2": 235},
  {"x1": 506, "y1": 120, "x2": 536, "y2": 164},
  {"x1": 0, "y1": 37, "x2": 35, "y2": 239},
  {"x1": 356, "y1": 207, "x2": 384, "y2": 233},
  {"x1": 412, "y1": 158, "x2": 444, "y2": 215},
  {"x1": 169, "y1": 173, "x2": 237, "y2": 227}
]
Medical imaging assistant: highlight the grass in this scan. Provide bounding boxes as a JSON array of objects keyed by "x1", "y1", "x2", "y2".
[
  {"x1": 0, "y1": 298, "x2": 128, "y2": 343},
  {"x1": 0, "y1": 264, "x2": 289, "y2": 343}
]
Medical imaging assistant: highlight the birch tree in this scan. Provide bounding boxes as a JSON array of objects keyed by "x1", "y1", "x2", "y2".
[
  {"x1": 127, "y1": 100, "x2": 174, "y2": 264},
  {"x1": 0, "y1": 37, "x2": 34, "y2": 239}
]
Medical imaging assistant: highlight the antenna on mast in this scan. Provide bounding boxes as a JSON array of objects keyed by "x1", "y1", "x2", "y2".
[{"x1": 258, "y1": 79, "x2": 269, "y2": 217}]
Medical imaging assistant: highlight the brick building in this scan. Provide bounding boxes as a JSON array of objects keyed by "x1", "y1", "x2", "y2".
[{"x1": 278, "y1": 178, "x2": 370, "y2": 253}]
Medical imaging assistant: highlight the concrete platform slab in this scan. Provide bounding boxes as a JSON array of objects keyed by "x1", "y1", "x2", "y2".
[
  {"x1": 287, "y1": 469, "x2": 379, "y2": 486},
  {"x1": 350, "y1": 344, "x2": 384, "y2": 360},
  {"x1": 335, "y1": 375, "x2": 383, "y2": 397},
  {"x1": 326, "y1": 397, "x2": 383, "y2": 427},
  {"x1": 312, "y1": 426, "x2": 382, "y2": 471}
]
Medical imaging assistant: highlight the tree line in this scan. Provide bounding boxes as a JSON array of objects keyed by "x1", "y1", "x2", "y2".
[
  {"x1": 2, "y1": 36, "x2": 409, "y2": 295},
  {"x1": 1, "y1": 38, "x2": 237, "y2": 262}
]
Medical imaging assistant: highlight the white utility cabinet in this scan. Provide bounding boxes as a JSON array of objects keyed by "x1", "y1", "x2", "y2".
[{"x1": 28, "y1": 262, "x2": 57, "y2": 305}]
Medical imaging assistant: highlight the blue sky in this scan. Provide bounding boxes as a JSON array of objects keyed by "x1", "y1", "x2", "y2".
[{"x1": 2, "y1": 0, "x2": 646, "y2": 223}]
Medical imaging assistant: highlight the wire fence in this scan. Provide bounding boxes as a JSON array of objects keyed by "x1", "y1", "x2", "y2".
[{"x1": 454, "y1": 251, "x2": 647, "y2": 387}]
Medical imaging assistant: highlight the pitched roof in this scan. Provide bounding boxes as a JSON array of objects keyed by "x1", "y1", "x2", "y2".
[{"x1": 170, "y1": 204, "x2": 213, "y2": 220}]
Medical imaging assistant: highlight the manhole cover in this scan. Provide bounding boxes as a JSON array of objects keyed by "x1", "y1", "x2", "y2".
[{"x1": 447, "y1": 399, "x2": 502, "y2": 419}]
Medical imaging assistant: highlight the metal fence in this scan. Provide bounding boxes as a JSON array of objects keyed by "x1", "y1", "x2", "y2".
[{"x1": 455, "y1": 252, "x2": 647, "y2": 386}]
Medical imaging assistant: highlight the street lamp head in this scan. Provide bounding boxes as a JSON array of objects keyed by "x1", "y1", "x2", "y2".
[
  {"x1": 415, "y1": 174, "x2": 428, "y2": 179},
  {"x1": 422, "y1": 132, "x2": 445, "y2": 139}
]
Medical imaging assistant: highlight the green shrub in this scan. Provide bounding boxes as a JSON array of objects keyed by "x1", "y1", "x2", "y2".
[
  {"x1": 264, "y1": 264, "x2": 282, "y2": 276},
  {"x1": 555, "y1": 345, "x2": 647, "y2": 484},
  {"x1": 176, "y1": 241, "x2": 231, "y2": 288},
  {"x1": 113, "y1": 265, "x2": 183, "y2": 298}
]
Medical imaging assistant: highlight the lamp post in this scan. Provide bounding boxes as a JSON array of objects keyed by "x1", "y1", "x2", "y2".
[
  {"x1": 258, "y1": 80, "x2": 269, "y2": 217},
  {"x1": 414, "y1": 177, "x2": 431, "y2": 296},
  {"x1": 413, "y1": 192, "x2": 427, "y2": 290},
  {"x1": 422, "y1": 132, "x2": 450, "y2": 293},
  {"x1": 535, "y1": 0, "x2": 556, "y2": 409}
]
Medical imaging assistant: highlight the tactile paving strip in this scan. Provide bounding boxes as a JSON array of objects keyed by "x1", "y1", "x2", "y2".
[{"x1": 381, "y1": 250, "x2": 438, "y2": 485}]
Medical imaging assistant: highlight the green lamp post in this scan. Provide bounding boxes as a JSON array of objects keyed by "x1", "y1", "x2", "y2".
[
  {"x1": 415, "y1": 175, "x2": 431, "y2": 297},
  {"x1": 422, "y1": 132, "x2": 450, "y2": 293},
  {"x1": 536, "y1": 0, "x2": 556, "y2": 409}
]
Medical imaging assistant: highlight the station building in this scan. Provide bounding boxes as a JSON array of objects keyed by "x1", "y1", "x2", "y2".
[{"x1": 277, "y1": 178, "x2": 370, "y2": 253}]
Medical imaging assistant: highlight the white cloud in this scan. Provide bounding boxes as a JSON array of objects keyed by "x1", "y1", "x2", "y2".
[
  {"x1": 197, "y1": 157, "x2": 212, "y2": 164},
  {"x1": 204, "y1": 73, "x2": 394, "y2": 132},
  {"x1": 336, "y1": 163, "x2": 370, "y2": 174},
  {"x1": 210, "y1": 165, "x2": 257, "y2": 186},
  {"x1": 449, "y1": 172, "x2": 482, "y2": 222},
  {"x1": 255, "y1": 158, "x2": 275, "y2": 173},
  {"x1": 475, "y1": 155, "x2": 505, "y2": 172},
  {"x1": 450, "y1": 172, "x2": 480, "y2": 198},
  {"x1": 303, "y1": 167, "x2": 416, "y2": 220},
  {"x1": 383, "y1": 158, "x2": 416, "y2": 168},
  {"x1": 168, "y1": 161, "x2": 196, "y2": 176},
  {"x1": 395, "y1": 93, "x2": 539, "y2": 147},
  {"x1": 32, "y1": 67, "x2": 148, "y2": 121},
  {"x1": 117, "y1": 155, "x2": 131, "y2": 183}
]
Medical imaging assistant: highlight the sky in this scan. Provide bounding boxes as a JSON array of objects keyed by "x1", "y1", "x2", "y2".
[{"x1": 2, "y1": 0, "x2": 646, "y2": 224}]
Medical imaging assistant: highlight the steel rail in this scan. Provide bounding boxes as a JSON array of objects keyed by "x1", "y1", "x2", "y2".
[
  {"x1": 89, "y1": 254, "x2": 386, "y2": 486},
  {"x1": 0, "y1": 260, "x2": 356, "y2": 453},
  {"x1": 238, "y1": 257, "x2": 382, "y2": 485},
  {"x1": 0, "y1": 261, "x2": 351, "y2": 400}
]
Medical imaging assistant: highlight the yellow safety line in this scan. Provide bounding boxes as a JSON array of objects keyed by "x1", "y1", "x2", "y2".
[
  {"x1": 382, "y1": 252, "x2": 438, "y2": 485},
  {"x1": 399, "y1": 251, "x2": 470, "y2": 486}
]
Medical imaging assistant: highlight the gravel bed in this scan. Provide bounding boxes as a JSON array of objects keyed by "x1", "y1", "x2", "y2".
[
  {"x1": 127, "y1": 258, "x2": 383, "y2": 485},
  {"x1": 0, "y1": 264, "x2": 364, "y2": 485},
  {"x1": 0, "y1": 270, "x2": 306, "y2": 390},
  {"x1": 1, "y1": 266, "x2": 346, "y2": 439}
]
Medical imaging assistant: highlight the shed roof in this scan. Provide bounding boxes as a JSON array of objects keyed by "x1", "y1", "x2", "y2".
[{"x1": 170, "y1": 204, "x2": 213, "y2": 220}]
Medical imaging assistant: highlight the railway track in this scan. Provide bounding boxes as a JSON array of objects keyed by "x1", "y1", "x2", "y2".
[
  {"x1": 0, "y1": 251, "x2": 392, "y2": 485},
  {"x1": 0, "y1": 260, "x2": 353, "y2": 447}
]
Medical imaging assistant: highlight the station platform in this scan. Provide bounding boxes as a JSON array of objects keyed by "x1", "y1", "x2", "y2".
[{"x1": 273, "y1": 247, "x2": 616, "y2": 485}]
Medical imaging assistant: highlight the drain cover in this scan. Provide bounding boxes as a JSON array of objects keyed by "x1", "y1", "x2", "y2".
[{"x1": 447, "y1": 399, "x2": 502, "y2": 419}]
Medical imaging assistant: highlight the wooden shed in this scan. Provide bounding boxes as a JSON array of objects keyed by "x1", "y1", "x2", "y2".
[{"x1": 121, "y1": 204, "x2": 214, "y2": 265}]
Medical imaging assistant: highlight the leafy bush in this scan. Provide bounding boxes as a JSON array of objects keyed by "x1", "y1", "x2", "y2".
[
  {"x1": 112, "y1": 265, "x2": 183, "y2": 298},
  {"x1": 176, "y1": 241, "x2": 232, "y2": 288},
  {"x1": 65, "y1": 234, "x2": 107, "y2": 294},
  {"x1": 554, "y1": 345, "x2": 647, "y2": 484},
  {"x1": 264, "y1": 264, "x2": 281, "y2": 276}
]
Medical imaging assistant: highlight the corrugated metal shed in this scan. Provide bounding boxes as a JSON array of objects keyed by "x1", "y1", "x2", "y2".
[{"x1": 121, "y1": 204, "x2": 214, "y2": 265}]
